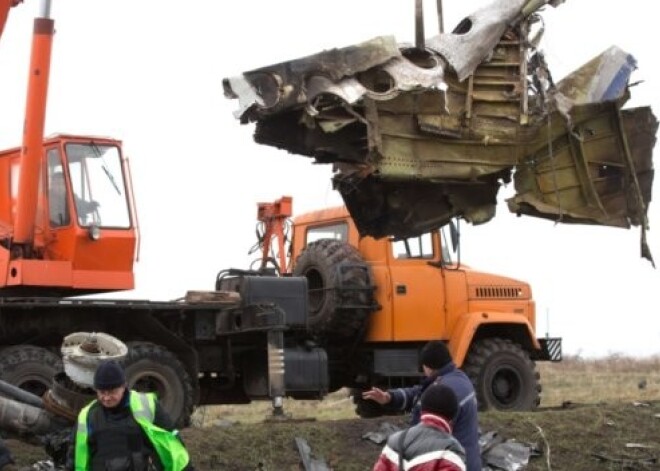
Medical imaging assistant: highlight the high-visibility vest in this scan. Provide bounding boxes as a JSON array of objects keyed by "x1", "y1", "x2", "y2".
[{"x1": 75, "y1": 391, "x2": 190, "y2": 471}]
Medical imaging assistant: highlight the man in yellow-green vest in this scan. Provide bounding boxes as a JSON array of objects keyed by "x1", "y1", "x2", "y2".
[{"x1": 68, "y1": 360, "x2": 194, "y2": 471}]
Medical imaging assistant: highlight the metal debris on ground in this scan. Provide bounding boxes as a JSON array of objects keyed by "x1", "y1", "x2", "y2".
[
  {"x1": 480, "y1": 430, "x2": 540, "y2": 471},
  {"x1": 361, "y1": 425, "x2": 541, "y2": 470},
  {"x1": 19, "y1": 460, "x2": 59, "y2": 471},
  {"x1": 295, "y1": 437, "x2": 331, "y2": 471},
  {"x1": 361, "y1": 421, "x2": 402, "y2": 445},
  {"x1": 632, "y1": 401, "x2": 651, "y2": 407},
  {"x1": 592, "y1": 451, "x2": 658, "y2": 469}
]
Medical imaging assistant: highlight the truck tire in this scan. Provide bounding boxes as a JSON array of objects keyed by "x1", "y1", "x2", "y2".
[
  {"x1": 293, "y1": 239, "x2": 375, "y2": 339},
  {"x1": 122, "y1": 342, "x2": 194, "y2": 428},
  {"x1": 463, "y1": 338, "x2": 540, "y2": 411},
  {"x1": 0, "y1": 345, "x2": 62, "y2": 398}
]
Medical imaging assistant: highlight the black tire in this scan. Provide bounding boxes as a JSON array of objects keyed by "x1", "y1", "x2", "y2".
[
  {"x1": 0, "y1": 345, "x2": 62, "y2": 398},
  {"x1": 292, "y1": 239, "x2": 375, "y2": 338},
  {"x1": 122, "y1": 342, "x2": 194, "y2": 428},
  {"x1": 463, "y1": 338, "x2": 541, "y2": 411}
]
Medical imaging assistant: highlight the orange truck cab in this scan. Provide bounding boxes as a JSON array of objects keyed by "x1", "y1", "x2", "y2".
[{"x1": 288, "y1": 205, "x2": 561, "y2": 412}]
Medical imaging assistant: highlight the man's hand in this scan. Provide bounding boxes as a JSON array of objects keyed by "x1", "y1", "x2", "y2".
[{"x1": 362, "y1": 387, "x2": 391, "y2": 405}]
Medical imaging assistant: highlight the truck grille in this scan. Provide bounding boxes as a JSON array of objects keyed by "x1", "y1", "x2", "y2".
[{"x1": 473, "y1": 286, "x2": 526, "y2": 299}]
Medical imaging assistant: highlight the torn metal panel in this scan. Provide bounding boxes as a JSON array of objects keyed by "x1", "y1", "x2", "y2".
[
  {"x1": 554, "y1": 46, "x2": 637, "y2": 108},
  {"x1": 508, "y1": 106, "x2": 657, "y2": 228},
  {"x1": 223, "y1": 0, "x2": 656, "y2": 260},
  {"x1": 425, "y1": 0, "x2": 528, "y2": 81},
  {"x1": 223, "y1": 36, "x2": 401, "y2": 123},
  {"x1": 508, "y1": 47, "x2": 657, "y2": 237}
]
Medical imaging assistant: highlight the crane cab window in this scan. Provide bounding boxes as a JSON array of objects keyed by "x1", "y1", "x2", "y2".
[
  {"x1": 391, "y1": 232, "x2": 434, "y2": 259},
  {"x1": 65, "y1": 143, "x2": 130, "y2": 229},
  {"x1": 306, "y1": 222, "x2": 348, "y2": 246}
]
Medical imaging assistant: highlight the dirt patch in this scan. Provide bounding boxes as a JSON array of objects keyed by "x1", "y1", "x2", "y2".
[{"x1": 5, "y1": 400, "x2": 660, "y2": 470}]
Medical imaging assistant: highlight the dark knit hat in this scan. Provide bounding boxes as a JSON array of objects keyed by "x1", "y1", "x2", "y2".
[
  {"x1": 421, "y1": 383, "x2": 458, "y2": 421},
  {"x1": 420, "y1": 341, "x2": 452, "y2": 370},
  {"x1": 93, "y1": 360, "x2": 126, "y2": 390}
]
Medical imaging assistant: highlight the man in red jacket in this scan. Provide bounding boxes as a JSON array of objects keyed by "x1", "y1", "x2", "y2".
[{"x1": 372, "y1": 383, "x2": 466, "y2": 471}]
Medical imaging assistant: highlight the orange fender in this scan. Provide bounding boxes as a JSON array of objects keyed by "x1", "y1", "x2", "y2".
[{"x1": 447, "y1": 311, "x2": 540, "y2": 367}]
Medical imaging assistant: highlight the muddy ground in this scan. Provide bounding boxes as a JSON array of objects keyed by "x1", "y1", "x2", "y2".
[{"x1": 6, "y1": 400, "x2": 660, "y2": 470}]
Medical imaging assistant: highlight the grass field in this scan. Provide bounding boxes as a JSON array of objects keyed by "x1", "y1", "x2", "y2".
[
  {"x1": 7, "y1": 355, "x2": 660, "y2": 470},
  {"x1": 189, "y1": 355, "x2": 660, "y2": 426}
]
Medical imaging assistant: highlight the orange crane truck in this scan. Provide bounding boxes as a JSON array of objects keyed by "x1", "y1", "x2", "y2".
[
  {"x1": 0, "y1": 1, "x2": 558, "y2": 428},
  {"x1": 246, "y1": 196, "x2": 561, "y2": 414},
  {"x1": 0, "y1": 0, "x2": 320, "y2": 427}
]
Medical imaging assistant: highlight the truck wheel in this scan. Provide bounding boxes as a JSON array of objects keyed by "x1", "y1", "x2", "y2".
[
  {"x1": 293, "y1": 239, "x2": 375, "y2": 338},
  {"x1": 123, "y1": 343, "x2": 194, "y2": 428},
  {"x1": 0, "y1": 345, "x2": 62, "y2": 398},
  {"x1": 463, "y1": 338, "x2": 540, "y2": 411}
]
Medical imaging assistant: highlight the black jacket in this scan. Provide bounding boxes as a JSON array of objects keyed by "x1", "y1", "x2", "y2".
[{"x1": 66, "y1": 389, "x2": 193, "y2": 471}]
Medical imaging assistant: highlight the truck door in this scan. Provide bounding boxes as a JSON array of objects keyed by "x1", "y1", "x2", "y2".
[{"x1": 386, "y1": 231, "x2": 448, "y2": 341}]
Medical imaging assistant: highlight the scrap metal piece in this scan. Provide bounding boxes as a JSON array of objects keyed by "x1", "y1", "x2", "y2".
[
  {"x1": 361, "y1": 421, "x2": 402, "y2": 445},
  {"x1": 223, "y1": 0, "x2": 656, "y2": 258},
  {"x1": 223, "y1": 36, "x2": 401, "y2": 123},
  {"x1": 480, "y1": 430, "x2": 541, "y2": 471},
  {"x1": 61, "y1": 332, "x2": 128, "y2": 389},
  {"x1": 295, "y1": 437, "x2": 331, "y2": 471},
  {"x1": 0, "y1": 394, "x2": 59, "y2": 435},
  {"x1": 426, "y1": 0, "x2": 528, "y2": 81},
  {"x1": 553, "y1": 46, "x2": 639, "y2": 117},
  {"x1": 43, "y1": 372, "x2": 95, "y2": 422},
  {"x1": 0, "y1": 378, "x2": 44, "y2": 409},
  {"x1": 508, "y1": 47, "x2": 657, "y2": 263}
]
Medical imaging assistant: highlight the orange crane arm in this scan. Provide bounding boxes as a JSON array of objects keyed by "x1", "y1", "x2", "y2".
[
  {"x1": 13, "y1": 0, "x2": 54, "y2": 246},
  {"x1": 256, "y1": 196, "x2": 292, "y2": 273}
]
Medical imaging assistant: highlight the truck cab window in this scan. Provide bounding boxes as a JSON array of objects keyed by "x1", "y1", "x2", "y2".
[
  {"x1": 306, "y1": 222, "x2": 348, "y2": 245},
  {"x1": 47, "y1": 149, "x2": 70, "y2": 227},
  {"x1": 391, "y1": 232, "x2": 434, "y2": 259}
]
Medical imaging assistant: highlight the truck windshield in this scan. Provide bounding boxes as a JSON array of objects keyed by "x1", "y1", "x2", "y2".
[{"x1": 64, "y1": 143, "x2": 131, "y2": 229}]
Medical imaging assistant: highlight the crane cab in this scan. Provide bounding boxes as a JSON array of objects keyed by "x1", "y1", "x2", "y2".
[{"x1": 0, "y1": 134, "x2": 136, "y2": 296}]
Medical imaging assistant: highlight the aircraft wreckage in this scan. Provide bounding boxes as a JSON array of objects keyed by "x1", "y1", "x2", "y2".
[{"x1": 223, "y1": 0, "x2": 657, "y2": 262}]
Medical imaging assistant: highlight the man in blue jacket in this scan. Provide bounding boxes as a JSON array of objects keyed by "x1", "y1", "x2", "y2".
[{"x1": 362, "y1": 341, "x2": 482, "y2": 471}]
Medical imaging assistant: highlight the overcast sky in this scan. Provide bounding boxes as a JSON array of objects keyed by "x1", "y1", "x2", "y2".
[{"x1": 1, "y1": 0, "x2": 658, "y2": 357}]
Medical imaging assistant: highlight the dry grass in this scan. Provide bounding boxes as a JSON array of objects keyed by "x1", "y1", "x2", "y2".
[
  {"x1": 191, "y1": 355, "x2": 660, "y2": 426},
  {"x1": 191, "y1": 389, "x2": 356, "y2": 427},
  {"x1": 7, "y1": 355, "x2": 660, "y2": 470},
  {"x1": 539, "y1": 355, "x2": 660, "y2": 407}
]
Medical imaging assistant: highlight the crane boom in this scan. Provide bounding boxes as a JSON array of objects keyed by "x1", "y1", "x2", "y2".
[{"x1": 13, "y1": 0, "x2": 54, "y2": 246}]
